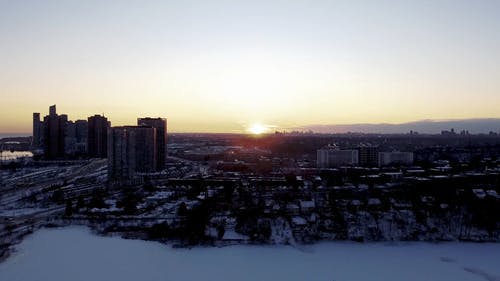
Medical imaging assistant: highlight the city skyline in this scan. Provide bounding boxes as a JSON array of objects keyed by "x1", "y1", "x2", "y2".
[
  {"x1": 2, "y1": 1, "x2": 500, "y2": 279},
  {"x1": 1, "y1": 0, "x2": 500, "y2": 134},
  {"x1": 11, "y1": 105, "x2": 500, "y2": 136}
]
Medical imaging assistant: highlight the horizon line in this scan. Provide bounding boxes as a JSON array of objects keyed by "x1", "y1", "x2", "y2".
[{"x1": 3, "y1": 117, "x2": 500, "y2": 136}]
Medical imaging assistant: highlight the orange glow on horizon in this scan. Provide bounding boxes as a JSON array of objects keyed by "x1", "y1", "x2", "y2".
[{"x1": 247, "y1": 123, "x2": 270, "y2": 135}]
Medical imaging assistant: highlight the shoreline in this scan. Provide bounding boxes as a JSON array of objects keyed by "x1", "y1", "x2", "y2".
[{"x1": 2, "y1": 221, "x2": 499, "y2": 264}]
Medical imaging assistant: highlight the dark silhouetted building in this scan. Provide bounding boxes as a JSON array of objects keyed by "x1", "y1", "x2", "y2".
[
  {"x1": 378, "y1": 151, "x2": 414, "y2": 166},
  {"x1": 75, "y1": 120, "x2": 88, "y2": 154},
  {"x1": 65, "y1": 120, "x2": 77, "y2": 154},
  {"x1": 32, "y1": 113, "x2": 42, "y2": 149},
  {"x1": 43, "y1": 105, "x2": 67, "y2": 159},
  {"x1": 137, "y1": 117, "x2": 167, "y2": 170},
  {"x1": 88, "y1": 115, "x2": 109, "y2": 158},
  {"x1": 357, "y1": 145, "x2": 379, "y2": 167},
  {"x1": 49, "y1": 104, "x2": 56, "y2": 116},
  {"x1": 108, "y1": 126, "x2": 157, "y2": 180},
  {"x1": 64, "y1": 119, "x2": 88, "y2": 155},
  {"x1": 75, "y1": 120, "x2": 88, "y2": 144}
]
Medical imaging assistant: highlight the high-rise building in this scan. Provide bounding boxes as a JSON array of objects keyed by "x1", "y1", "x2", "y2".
[
  {"x1": 108, "y1": 126, "x2": 157, "y2": 180},
  {"x1": 378, "y1": 151, "x2": 414, "y2": 167},
  {"x1": 64, "y1": 119, "x2": 88, "y2": 155},
  {"x1": 137, "y1": 117, "x2": 167, "y2": 170},
  {"x1": 75, "y1": 120, "x2": 88, "y2": 144},
  {"x1": 32, "y1": 113, "x2": 42, "y2": 149},
  {"x1": 88, "y1": 115, "x2": 109, "y2": 158},
  {"x1": 357, "y1": 145, "x2": 379, "y2": 167},
  {"x1": 43, "y1": 105, "x2": 67, "y2": 159},
  {"x1": 65, "y1": 120, "x2": 77, "y2": 154},
  {"x1": 49, "y1": 104, "x2": 56, "y2": 116},
  {"x1": 317, "y1": 147, "x2": 359, "y2": 168}
]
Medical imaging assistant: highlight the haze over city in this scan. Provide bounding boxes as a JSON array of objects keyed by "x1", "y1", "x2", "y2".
[{"x1": 1, "y1": 0, "x2": 500, "y2": 134}]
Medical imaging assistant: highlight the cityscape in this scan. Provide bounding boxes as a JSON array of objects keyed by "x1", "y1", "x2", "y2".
[
  {"x1": 1, "y1": 104, "x2": 500, "y2": 279},
  {"x1": 1, "y1": 1, "x2": 500, "y2": 281}
]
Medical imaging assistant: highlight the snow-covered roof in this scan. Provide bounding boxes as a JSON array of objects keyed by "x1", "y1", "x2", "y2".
[
  {"x1": 421, "y1": 196, "x2": 435, "y2": 203},
  {"x1": 299, "y1": 200, "x2": 315, "y2": 209},
  {"x1": 358, "y1": 184, "x2": 369, "y2": 190},
  {"x1": 472, "y1": 189, "x2": 486, "y2": 199},
  {"x1": 486, "y1": 190, "x2": 499, "y2": 199},
  {"x1": 368, "y1": 198, "x2": 382, "y2": 206},
  {"x1": 291, "y1": 216, "x2": 307, "y2": 226},
  {"x1": 351, "y1": 200, "x2": 362, "y2": 206},
  {"x1": 146, "y1": 191, "x2": 174, "y2": 200}
]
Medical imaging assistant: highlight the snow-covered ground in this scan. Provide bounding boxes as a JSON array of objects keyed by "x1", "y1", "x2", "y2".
[
  {"x1": 0, "y1": 151, "x2": 33, "y2": 161},
  {"x1": 1, "y1": 227, "x2": 499, "y2": 281}
]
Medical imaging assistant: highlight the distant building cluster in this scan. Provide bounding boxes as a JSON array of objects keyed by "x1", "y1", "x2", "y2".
[
  {"x1": 33, "y1": 105, "x2": 167, "y2": 181},
  {"x1": 441, "y1": 128, "x2": 470, "y2": 136},
  {"x1": 32, "y1": 105, "x2": 105, "y2": 159},
  {"x1": 317, "y1": 145, "x2": 414, "y2": 168}
]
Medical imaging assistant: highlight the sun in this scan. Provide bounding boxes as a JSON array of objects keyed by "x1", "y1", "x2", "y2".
[{"x1": 247, "y1": 123, "x2": 268, "y2": 135}]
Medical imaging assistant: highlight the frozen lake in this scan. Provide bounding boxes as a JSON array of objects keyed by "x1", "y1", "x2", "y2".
[{"x1": 0, "y1": 227, "x2": 499, "y2": 281}]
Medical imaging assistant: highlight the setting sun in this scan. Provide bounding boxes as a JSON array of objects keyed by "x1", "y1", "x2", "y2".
[{"x1": 247, "y1": 123, "x2": 269, "y2": 135}]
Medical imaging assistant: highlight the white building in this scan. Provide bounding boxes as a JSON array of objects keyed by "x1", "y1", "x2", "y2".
[
  {"x1": 317, "y1": 148, "x2": 359, "y2": 168},
  {"x1": 378, "y1": 151, "x2": 414, "y2": 166}
]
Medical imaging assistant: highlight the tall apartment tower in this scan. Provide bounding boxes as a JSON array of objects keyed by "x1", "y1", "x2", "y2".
[
  {"x1": 317, "y1": 147, "x2": 359, "y2": 168},
  {"x1": 65, "y1": 120, "x2": 77, "y2": 154},
  {"x1": 137, "y1": 117, "x2": 167, "y2": 170},
  {"x1": 357, "y1": 145, "x2": 379, "y2": 167},
  {"x1": 43, "y1": 105, "x2": 67, "y2": 159},
  {"x1": 108, "y1": 126, "x2": 157, "y2": 180},
  {"x1": 32, "y1": 113, "x2": 42, "y2": 149},
  {"x1": 63, "y1": 119, "x2": 88, "y2": 155},
  {"x1": 75, "y1": 120, "x2": 88, "y2": 144},
  {"x1": 88, "y1": 115, "x2": 110, "y2": 158},
  {"x1": 49, "y1": 104, "x2": 56, "y2": 115}
]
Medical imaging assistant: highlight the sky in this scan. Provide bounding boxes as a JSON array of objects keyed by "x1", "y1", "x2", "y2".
[{"x1": 0, "y1": 0, "x2": 499, "y2": 133}]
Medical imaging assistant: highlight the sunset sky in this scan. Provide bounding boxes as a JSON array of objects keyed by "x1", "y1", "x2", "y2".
[{"x1": 1, "y1": 0, "x2": 499, "y2": 133}]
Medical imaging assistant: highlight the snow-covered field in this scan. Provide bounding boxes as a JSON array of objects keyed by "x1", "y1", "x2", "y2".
[{"x1": 1, "y1": 227, "x2": 499, "y2": 281}]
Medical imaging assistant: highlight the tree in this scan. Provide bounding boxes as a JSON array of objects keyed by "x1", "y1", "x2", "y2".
[
  {"x1": 258, "y1": 220, "x2": 272, "y2": 240},
  {"x1": 117, "y1": 192, "x2": 139, "y2": 215},
  {"x1": 143, "y1": 177, "x2": 156, "y2": 192},
  {"x1": 65, "y1": 200, "x2": 73, "y2": 216},
  {"x1": 51, "y1": 189, "x2": 65, "y2": 203},
  {"x1": 28, "y1": 193, "x2": 38, "y2": 204},
  {"x1": 182, "y1": 198, "x2": 214, "y2": 244},
  {"x1": 88, "y1": 191, "x2": 106, "y2": 209},
  {"x1": 76, "y1": 195, "x2": 85, "y2": 210},
  {"x1": 177, "y1": 202, "x2": 188, "y2": 216},
  {"x1": 216, "y1": 224, "x2": 225, "y2": 240},
  {"x1": 148, "y1": 223, "x2": 171, "y2": 239}
]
